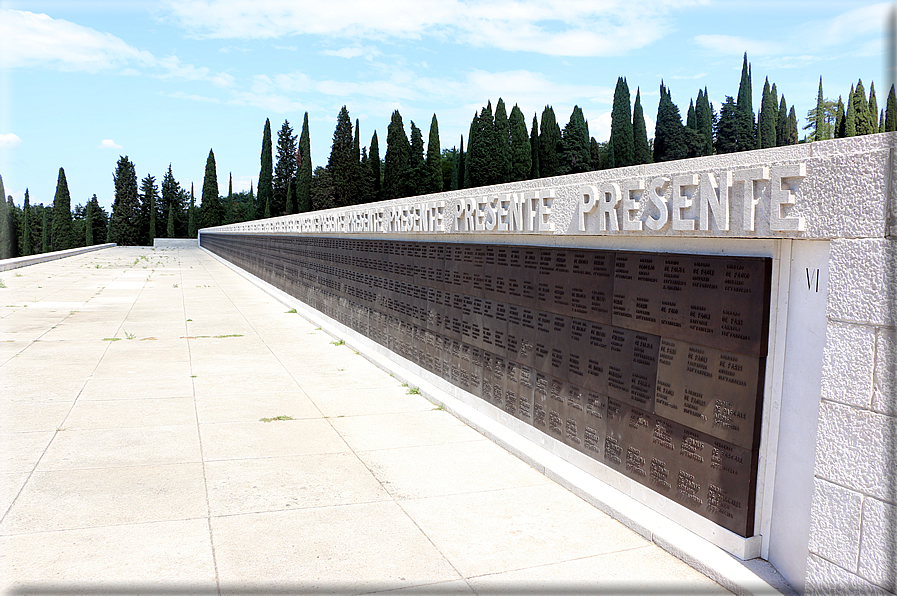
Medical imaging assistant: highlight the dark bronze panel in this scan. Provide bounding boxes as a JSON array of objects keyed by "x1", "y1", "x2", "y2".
[{"x1": 202, "y1": 234, "x2": 770, "y2": 539}]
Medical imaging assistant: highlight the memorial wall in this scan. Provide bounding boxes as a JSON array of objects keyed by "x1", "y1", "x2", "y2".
[{"x1": 201, "y1": 134, "x2": 896, "y2": 593}]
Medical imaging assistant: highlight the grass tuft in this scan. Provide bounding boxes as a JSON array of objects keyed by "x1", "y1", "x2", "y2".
[{"x1": 260, "y1": 415, "x2": 294, "y2": 422}]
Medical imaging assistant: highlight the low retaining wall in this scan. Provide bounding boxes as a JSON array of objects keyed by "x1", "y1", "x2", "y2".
[
  {"x1": 0, "y1": 243, "x2": 116, "y2": 272},
  {"x1": 200, "y1": 134, "x2": 896, "y2": 595}
]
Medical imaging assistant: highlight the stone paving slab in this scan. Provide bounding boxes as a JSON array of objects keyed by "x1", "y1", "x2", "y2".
[{"x1": 1, "y1": 246, "x2": 737, "y2": 595}]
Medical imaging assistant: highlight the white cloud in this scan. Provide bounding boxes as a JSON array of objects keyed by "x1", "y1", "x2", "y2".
[
  {"x1": 162, "y1": 0, "x2": 702, "y2": 57},
  {"x1": 0, "y1": 9, "x2": 234, "y2": 86},
  {"x1": 321, "y1": 45, "x2": 381, "y2": 60},
  {"x1": 0, "y1": 9, "x2": 154, "y2": 71},
  {"x1": 99, "y1": 139, "x2": 123, "y2": 149},
  {"x1": 0, "y1": 133, "x2": 22, "y2": 148},
  {"x1": 694, "y1": 34, "x2": 787, "y2": 57}
]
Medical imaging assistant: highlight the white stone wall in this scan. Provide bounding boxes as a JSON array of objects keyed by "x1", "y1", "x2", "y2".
[{"x1": 807, "y1": 238, "x2": 896, "y2": 595}]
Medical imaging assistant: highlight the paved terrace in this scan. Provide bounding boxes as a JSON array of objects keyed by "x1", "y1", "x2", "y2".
[{"x1": 2, "y1": 245, "x2": 733, "y2": 595}]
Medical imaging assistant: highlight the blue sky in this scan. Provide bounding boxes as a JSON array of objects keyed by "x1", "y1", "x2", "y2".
[{"x1": 0, "y1": 0, "x2": 888, "y2": 212}]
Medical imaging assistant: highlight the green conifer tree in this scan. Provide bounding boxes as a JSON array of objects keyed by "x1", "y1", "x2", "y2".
[
  {"x1": 426, "y1": 114, "x2": 443, "y2": 193},
  {"x1": 654, "y1": 82, "x2": 687, "y2": 161},
  {"x1": 41, "y1": 208, "x2": 50, "y2": 252},
  {"x1": 633, "y1": 88, "x2": 652, "y2": 163},
  {"x1": 814, "y1": 77, "x2": 827, "y2": 141},
  {"x1": 457, "y1": 135, "x2": 466, "y2": 190},
  {"x1": 695, "y1": 88, "x2": 714, "y2": 156},
  {"x1": 51, "y1": 167, "x2": 74, "y2": 251},
  {"x1": 161, "y1": 165, "x2": 185, "y2": 236},
  {"x1": 686, "y1": 99, "x2": 696, "y2": 130},
  {"x1": 166, "y1": 199, "x2": 175, "y2": 239},
  {"x1": 139, "y1": 174, "x2": 158, "y2": 245},
  {"x1": 273, "y1": 120, "x2": 297, "y2": 215},
  {"x1": 786, "y1": 107, "x2": 798, "y2": 146},
  {"x1": 777, "y1": 96, "x2": 789, "y2": 146},
  {"x1": 560, "y1": 106, "x2": 590, "y2": 174},
  {"x1": 285, "y1": 179, "x2": 294, "y2": 215},
  {"x1": 735, "y1": 53, "x2": 757, "y2": 151},
  {"x1": 110, "y1": 156, "x2": 141, "y2": 245},
  {"x1": 868, "y1": 82, "x2": 878, "y2": 133},
  {"x1": 199, "y1": 149, "x2": 222, "y2": 228},
  {"x1": 844, "y1": 86, "x2": 857, "y2": 137},
  {"x1": 296, "y1": 113, "x2": 312, "y2": 214},
  {"x1": 759, "y1": 78, "x2": 777, "y2": 148},
  {"x1": 369, "y1": 131, "x2": 381, "y2": 203},
  {"x1": 590, "y1": 137, "x2": 601, "y2": 170},
  {"x1": 0, "y1": 175, "x2": 12, "y2": 259},
  {"x1": 84, "y1": 199, "x2": 94, "y2": 246},
  {"x1": 610, "y1": 77, "x2": 634, "y2": 167},
  {"x1": 508, "y1": 105, "x2": 532, "y2": 181},
  {"x1": 494, "y1": 99, "x2": 512, "y2": 183},
  {"x1": 226, "y1": 173, "x2": 236, "y2": 221},
  {"x1": 188, "y1": 184, "x2": 197, "y2": 237},
  {"x1": 885, "y1": 85, "x2": 897, "y2": 132},
  {"x1": 404, "y1": 121, "x2": 428, "y2": 196},
  {"x1": 716, "y1": 96, "x2": 738, "y2": 153},
  {"x1": 538, "y1": 106, "x2": 561, "y2": 178},
  {"x1": 835, "y1": 96, "x2": 846, "y2": 137},
  {"x1": 383, "y1": 110, "x2": 410, "y2": 200},
  {"x1": 22, "y1": 189, "x2": 31, "y2": 256},
  {"x1": 852, "y1": 80, "x2": 876, "y2": 135},
  {"x1": 258, "y1": 118, "x2": 274, "y2": 219},
  {"x1": 530, "y1": 114, "x2": 540, "y2": 179}
]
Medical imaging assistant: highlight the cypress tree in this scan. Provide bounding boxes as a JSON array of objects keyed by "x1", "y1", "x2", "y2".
[
  {"x1": 759, "y1": 77, "x2": 777, "y2": 149},
  {"x1": 199, "y1": 149, "x2": 222, "y2": 228},
  {"x1": 450, "y1": 146, "x2": 460, "y2": 190},
  {"x1": 777, "y1": 96, "x2": 789, "y2": 146},
  {"x1": 835, "y1": 96, "x2": 846, "y2": 138},
  {"x1": 383, "y1": 110, "x2": 410, "y2": 200},
  {"x1": 530, "y1": 114, "x2": 540, "y2": 179},
  {"x1": 560, "y1": 106, "x2": 590, "y2": 174},
  {"x1": 139, "y1": 174, "x2": 158, "y2": 244},
  {"x1": 869, "y1": 82, "x2": 879, "y2": 133},
  {"x1": 786, "y1": 107, "x2": 798, "y2": 146},
  {"x1": 402, "y1": 121, "x2": 428, "y2": 196},
  {"x1": 285, "y1": 179, "x2": 294, "y2": 215},
  {"x1": 247, "y1": 181, "x2": 256, "y2": 220},
  {"x1": 426, "y1": 114, "x2": 443, "y2": 193},
  {"x1": 463, "y1": 111, "x2": 479, "y2": 189},
  {"x1": 885, "y1": 85, "x2": 897, "y2": 132},
  {"x1": 494, "y1": 99, "x2": 512, "y2": 183},
  {"x1": 686, "y1": 99, "x2": 696, "y2": 130},
  {"x1": 457, "y1": 135, "x2": 466, "y2": 190},
  {"x1": 161, "y1": 165, "x2": 184, "y2": 236},
  {"x1": 226, "y1": 173, "x2": 236, "y2": 221},
  {"x1": 654, "y1": 82, "x2": 687, "y2": 161},
  {"x1": 844, "y1": 86, "x2": 856, "y2": 137},
  {"x1": 166, "y1": 198, "x2": 175, "y2": 239},
  {"x1": 610, "y1": 77, "x2": 634, "y2": 167},
  {"x1": 84, "y1": 199, "x2": 94, "y2": 246},
  {"x1": 323, "y1": 103, "x2": 358, "y2": 206},
  {"x1": 52, "y1": 167, "x2": 74, "y2": 251},
  {"x1": 852, "y1": 80, "x2": 876, "y2": 135},
  {"x1": 716, "y1": 97, "x2": 738, "y2": 153},
  {"x1": 815, "y1": 77, "x2": 826, "y2": 141},
  {"x1": 22, "y1": 189, "x2": 31, "y2": 256},
  {"x1": 41, "y1": 208, "x2": 49, "y2": 253},
  {"x1": 273, "y1": 120, "x2": 297, "y2": 215},
  {"x1": 590, "y1": 137, "x2": 601, "y2": 170},
  {"x1": 695, "y1": 88, "x2": 713, "y2": 156},
  {"x1": 508, "y1": 105, "x2": 532, "y2": 181},
  {"x1": 538, "y1": 106, "x2": 561, "y2": 178},
  {"x1": 258, "y1": 118, "x2": 274, "y2": 219},
  {"x1": 0, "y1": 175, "x2": 11, "y2": 259},
  {"x1": 296, "y1": 113, "x2": 312, "y2": 214},
  {"x1": 605, "y1": 137, "x2": 616, "y2": 169},
  {"x1": 110, "y1": 156, "x2": 141, "y2": 246},
  {"x1": 369, "y1": 131, "x2": 381, "y2": 202},
  {"x1": 633, "y1": 88, "x2": 652, "y2": 163},
  {"x1": 467, "y1": 101, "x2": 502, "y2": 187},
  {"x1": 735, "y1": 53, "x2": 757, "y2": 151},
  {"x1": 188, "y1": 184, "x2": 197, "y2": 237}
]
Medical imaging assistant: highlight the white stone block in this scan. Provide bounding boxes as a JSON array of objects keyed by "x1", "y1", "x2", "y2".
[
  {"x1": 806, "y1": 554, "x2": 893, "y2": 596},
  {"x1": 873, "y1": 328, "x2": 897, "y2": 416},
  {"x1": 859, "y1": 496, "x2": 897, "y2": 593},
  {"x1": 821, "y1": 321, "x2": 875, "y2": 408},
  {"x1": 808, "y1": 479, "x2": 862, "y2": 570},
  {"x1": 827, "y1": 239, "x2": 897, "y2": 327},
  {"x1": 814, "y1": 401, "x2": 897, "y2": 503}
]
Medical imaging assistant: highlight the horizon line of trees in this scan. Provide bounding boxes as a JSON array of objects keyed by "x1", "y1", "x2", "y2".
[{"x1": 2, "y1": 53, "x2": 895, "y2": 256}]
